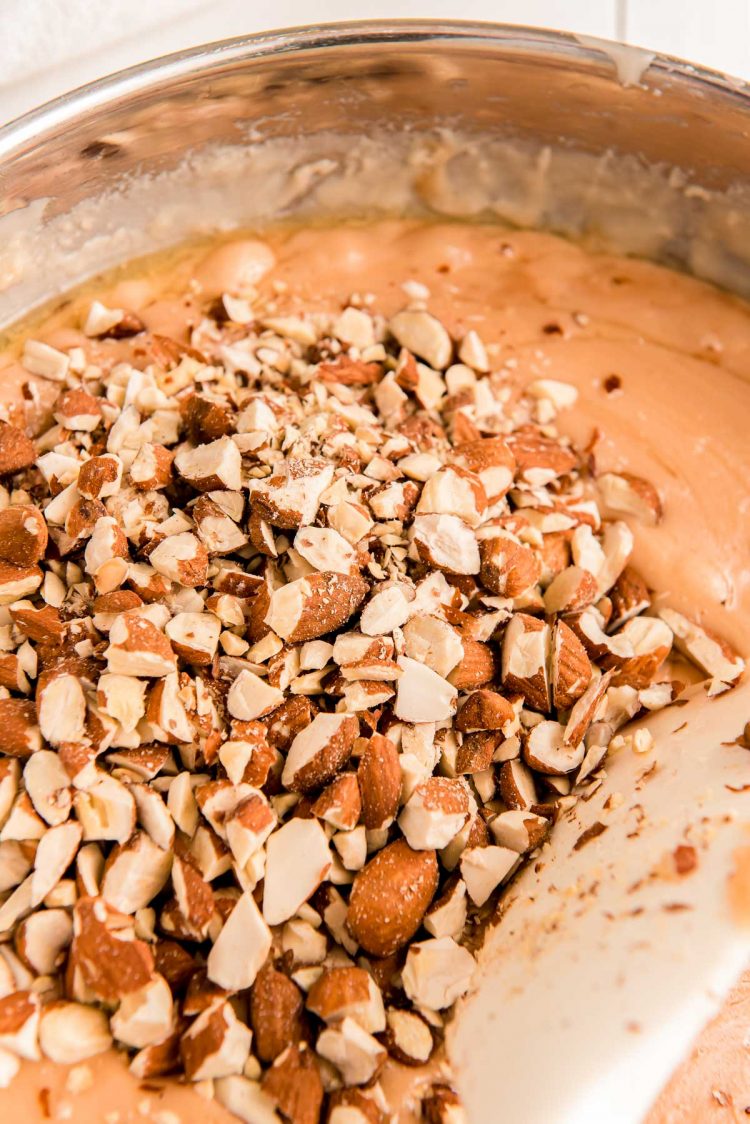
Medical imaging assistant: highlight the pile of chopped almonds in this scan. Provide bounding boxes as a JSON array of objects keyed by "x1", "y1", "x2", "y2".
[{"x1": 0, "y1": 268, "x2": 744, "y2": 1124}]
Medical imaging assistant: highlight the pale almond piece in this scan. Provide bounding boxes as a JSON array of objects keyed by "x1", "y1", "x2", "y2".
[
  {"x1": 597, "y1": 472, "x2": 663, "y2": 525},
  {"x1": 83, "y1": 515, "x2": 129, "y2": 577},
  {"x1": 266, "y1": 572, "x2": 369, "y2": 643},
  {"x1": 417, "y1": 466, "x2": 487, "y2": 528},
  {"x1": 105, "y1": 612, "x2": 176, "y2": 677},
  {"x1": 384, "y1": 1007, "x2": 434, "y2": 1066},
  {"x1": 23, "y1": 751, "x2": 71, "y2": 827},
  {"x1": 175, "y1": 436, "x2": 242, "y2": 492},
  {"x1": 0, "y1": 505, "x2": 48, "y2": 566},
  {"x1": 550, "y1": 620, "x2": 592, "y2": 709},
  {"x1": 413, "y1": 514, "x2": 479, "y2": 576},
  {"x1": 401, "y1": 937, "x2": 475, "y2": 1011},
  {"x1": 204, "y1": 892, "x2": 270, "y2": 993},
  {"x1": 30, "y1": 820, "x2": 83, "y2": 910},
  {"x1": 215, "y1": 1076, "x2": 283, "y2": 1124},
  {"x1": 501, "y1": 613, "x2": 550, "y2": 712},
  {"x1": 658, "y1": 608, "x2": 744, "y2": 683},
  {"x1": 181, "y1": 998, "x2": 252, "y2": 1081},
  {"x1": 402, "y1": 615, "x2": 464, "y2": 679},
  {"x1": 596, "y1": 521, "x2": 634, "y2": 595},
  {"x1": 334, "y1": 825, "x2": 368, "y2": 872},
  {"x1": 39, "y1": 1001, "x2": 112, "y2": 1064},
  {"x1": 130, "y1": 785, "x2": 175, "y2": 852},
  {"x1": 15, "y1": 908, "x2": 72, "y2": 974},
  {"x1": 37, "y1": 672, "x2": 86, "y2": 747},
  {"x1": 524, "y1": 720, "x2": 585, "y2": 775},
  {"x1": 490, "y1": 810, "x2": 551, "y2": 853},
  {"x1": 307, "y1": 967, "x2": 385, "y2": 1034},
  {"x1": 394, "y1": 657, "x2": 457, "y2": 723},
  {"x1": 527, "y1": 378, "x2": 578, "y2": 411},
  {"x1": 346, "y1": 839, "x2": 438, "y2": 957},
  {"x1": 149, "y1": 532, "x2": 208, "y2": 588},
  {"x1": 227, "y1": 669, "x2": 284, "y2": 721},
  {"x1": 262, "y1": 818, "x2": 332, "y2": 926},
  {"x1": 358, "y1": 734, "x2": 401, "y2": 831},
  {"x1": 390, "y1": 310, "x2": 452, "y2": 370},
  {"x1": 0, "y1": 838, "x2": 30, "y2": 895},
  {"x1": 424, "y1": 878, "x2": 468, "y2": 940},
  {"x1": 74, "y1": 775, "x2": 135, "y2": 843},
  {"x1": 312, "y1": 774, "x2": 361, "y2": 832},
  {"x1": 399, "y1": 778, "x2": 469, "y2": 851},
  {"x1": 294, "y1": 526, "x2": 357, "y2": 576},
  {"x1": 101, "y1": 831, "x2": 173, "y2": 914},
  {"x1": 317, "y1": 1017, "x2": 386, "y2": 1088},
  {"x1": 460, "y1": 845, "x2": 519, "y2": 906},
  {"x1": 252, "y1": 458, "x2": 334, "y2": 529},
  {"x1": 0, "y1": 1046, "x2": 19, "y2": 1088},
  {"x1": 282, "y1": 713, "x2": 359, "y2": 793},
  {"x1": 129, "y1": 442, "x2": 174, "y2": 491},
  {"x1": 543, "y1": 565, "x2": 598, "y2": 614},
  {"x1": 110, "y1": 972, "x2": 174, "y2": 1048},
  {"x1": 360, "y1": 583, "x2": 414, "y2": 636},
  {"x1": 0, "y1": 990, "x2": 40, "y2": 1060},
  {"x1": 479, "y1": 533, "x2": 540, "y2": 597},
  {"x1": 97, "y1": 674, "x2": 147, "y2": 731}
]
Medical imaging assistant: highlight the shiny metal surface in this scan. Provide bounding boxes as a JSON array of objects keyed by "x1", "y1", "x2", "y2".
[{"x1": 1, "y1": 21, "x2": 750, "y2": 317}]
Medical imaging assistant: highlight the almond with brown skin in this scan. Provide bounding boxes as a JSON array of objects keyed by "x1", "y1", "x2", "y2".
[
  {"x1": 312, "y1": 773, "x2": 361, "y2": 831},
  {"x1": 357, "y1": 733, "x2": 401, "y2": 831},
  {"x1": 501, "y1": 613, "x2": 551, "y2": 712},
  {"x1": 346, "y1": 840, "x2": 439, "y2": 957},
  {"x1": 0, "y1": 422, "x2": 36, "y2": 477},
  {"x1": 550, "y1": 619, "x2": 592, "y2": 709},
  {"x1": 251, "y1": 961, "x2": 306, "y2": 1063},
  {"x1": 507, "y1": 427, "x2": 577, "y2": 480},
  {"x1": 262, "y1": 1043, "x2": 324, "y2": 1124},
  {"x1": 455, "y1": 690, "x2": 515, "y2": 733},
  {"x1": 479, "y1": 534, "x2": 540, "y2": 597},
  {"x1": 451, "y1": 436, "x2": 516, "y2": 502},
  {"x1": 609, "y1": 565, "x2": 651, "y2": 630},
  {"x1": 0, "y1": 505, "x2": 48, "y2": 566},
  {"x1": 455, "y1": 730, "x2": 501, "y2": 774},
  {"x1": 306, "y1": 966, "x2": 385, "y2": 1034},
  {"x1": 448, "y1": 640, "x2": 496, "y2": 690},
  {"x1": 71, "y1": 897, "x2": 154, "y2": 1003},
  {"x1": 282, "y1": 713, "x2": 359, "y2": 793},
  {"x1": 0, "y1": 698, "x2": 41, "y2": 758},
  {"x1": 266, "y1": 572, "x2": 369, "y2": 643}
]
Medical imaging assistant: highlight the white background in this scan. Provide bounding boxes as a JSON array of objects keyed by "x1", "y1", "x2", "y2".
[{"x1": 0, "y1": 0, "x2": 749, "y2": 124}]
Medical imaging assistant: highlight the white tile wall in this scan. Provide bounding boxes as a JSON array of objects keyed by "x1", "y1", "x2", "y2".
[{"x1": 0, "y1": 0, "x2": 748, "y2": 123}]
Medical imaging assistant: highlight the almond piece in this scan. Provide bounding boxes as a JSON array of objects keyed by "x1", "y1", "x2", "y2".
[
  {"x1": 413, "y1": 514, "x2": 480, "y2": 576},
  {"x1": 266, "y1": 572, "x2": 369, "y2": 643},
  {"x1": 604, "y1": 616, "x2": 672, "y2": 688},
  {"x1": 0, "y1": 561, "x2": 43, "y2": 605},
  {"x1": 507, "y1": 427, "x2": 577, "y2": 481},
  {"x1": 163, "y1": 611, "x2": 220, "y2": 665},
  {"x1": 455, "y1": 690, "x2": 515, "y2": 734},
  {"x1": 490, "y1": 810, "x2": 551, "y2": 853},
  {"x1": 609, "y1": 566, "x2": 651, "y2": 630},
  {"x1": 658, "y1": 608, "x2": 744, "y2": 684},
  {"x1": 317, "y1": 1017, "x2": 386, "y2": 1088},
  {"x1": 250, "y1": 961, "x2": 305, "y2": 1063},
  {"x1": 497, "y1": 759, "x2": 537, "y2": 810},
  {"x1": 357, "y1": 734, "x2": 401, "y2": 831},
  {"x1": 550, "y1": 620, "x2": 592, "y2": 709},
  {"x1": 564, "y1": 669, "x2": 614, "y2": 747},
  {"x1": 294, "y1": 526, "x2": 357, "y2": 576},
  {"x1": 282, "y1": 713, "x2": 359, "y2": 793},
  {"x1": 597, "y1": 472, "x2": 662, "y2": 525},
  {"x1": 346, "y1": 840, "x2": 438, "y2": 957},
  {"x1": 399, "y1": 778, "x2": 469, "y2": 850},
  {"x1": 101, "y1": 831, "x2": 173, "y2": 914},
  {"x1": 37, "y1": 672, "x2": 86, "y2": 748},
  {"x1": 214, "y1": 1075, "x2": 284, "y2": 1123},
  {"x1": 54, "y1": 387, "x2": 102, "y2": 431},
  {"x1": 262, "y1": 819, "x2": 332, "y2": 926},
  {"x1": 451, "y1": 437, "x2": 515, "y2": 503},
  {"x1": 394, "y1": 657, "x2": 457, "y2": 723},
  {"x1": 383, "y1": 1007, "x2": 434, "y2": 1066},
  {"x1": 424, "y1": 878, "x2": 468, "y2": 940},
  {"x1": 174, "y1": 436, "x2": 242, "y2": 492},
  {"x1": 422, "y1": 1085, "x2": 465, "y2": 1124},
  {"x1": 262, "y1": 1043, "x2": 323, "y2": 1124},
  {"x1": 105, "y1": 611, "x2": 176, "y2": 677},
  {"x1": 524, "y1": 720, "x2": 585, "y2": 774},
  {"x1": 401, "y1": 937, "x2": 475, "y2": 1011},
  {"x1": 417, "y1": 466, "x2": 487, "y2": 528},
  {"x1": 402, "y1": 614, "x2": 464, "y2": 679},
  {"x1": 23, "y1": 750, "x2": 72, "y2": 826},
  {"x1": 110, "y1": 972, "x2": 174, "y2": 1049},
  {"x1": 501, "y1": 613, "x2": 550, "y2": 712},
  {"x1": 225, "y1": 792, "x2": 276, "y2": 868},
  {"x1": 312, "y1": 774, "x2": 362, "y2": 832},
  {"x1": 149, "y1": 532, "x2": 209, "y2": 588},
  {"x1": 227, "y1": 669, "x2": 284, "y2": 722},
  {"x1": 15, "y1": 908, "x2": 72, "y2": 974},
  {"x1": 389, "y1": 310, "x2": 452, "y2": 370},
  {"x1": 543, "y1": 565, "x2": 598, "y2": 614},
  {"x1": 77, "y1": 453, "x2": 123, "y2": 500},
  {"x1": 0, "y1": 505, "x2": 48, "y2": 566},
  {"x1": 252, "y1": 457, "x2": 334, "y2": 529},
  {"x1": 129, "y1": 443, "x2": 174, "y2": 491},
  {"x1": 448, "y1": 640, "x2": 496, "y2": 690},
  {"x1": 38, "y1": 1001, "x2": 111, "y2": 1064},
  {"x1": 360, "y1": 583, "x2": 414, "y2": 637},
  {"x1": 307, "y1": 966, "x2": 385, "y2": 1034},
  {"x1": 74, "y1": 776, "x2": 135, "y2": 844},
  {"x1": 0, "y1": 423, "x2": 36, "y2": 477},
  {"x1": 479, "y1": 533, "x2": 540, "y2": 597},
  {"x1": 180, "y1": 998, "x2": 251, "y2": 1081},
  {"x1": 460, "y1": 845, "x2": 518, "y2": 906}
]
